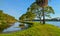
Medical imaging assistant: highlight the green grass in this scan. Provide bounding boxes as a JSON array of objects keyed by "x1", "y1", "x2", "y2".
[{"x1": 0, "y1": 22, "x2": 60, "y2": 36}]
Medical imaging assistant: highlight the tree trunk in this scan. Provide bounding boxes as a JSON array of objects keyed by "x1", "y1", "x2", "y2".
[
  {"x1": 39, "y1": 17, "x2": 41, "y2": 23},
  {"x1": 42, "y1": 7, "x2": 45, "y2": 24}
]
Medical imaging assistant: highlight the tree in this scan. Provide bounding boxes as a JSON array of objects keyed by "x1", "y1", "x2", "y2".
[
  {"x1": 36, "y1": 0, "x2": 48, "y2": 24},
  {"x1": 36, "y1": 0, "x2": 53, "y2": 24},
  {"x1": 19, "y1": 12, "x2": 36, "y2": 22},
  {"x1": 0, "y1": 10, "x2": 3, "y2": 13},
  {"x1": 28, "y1": 2, "x2": 54, "y2": 23},
  {"x1": 0, "y1": 10, "x2": 17, "y2": 32},
  {"x1": 25, "y1": 12, "x2": 36, "y2": 21},
  {"x1": 19, "y1": 14, "x2": 26, "y2": 22},
  {"x1": 41, "y1": 6, "x2": 54, "y2": 18},
  {"x1": 29, "y1": 2, "x2": 42, "y2": 23}
]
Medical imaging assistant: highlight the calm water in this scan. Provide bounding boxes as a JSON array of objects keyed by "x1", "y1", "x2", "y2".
[
  {"x1": 46, "y1": 21, "x2": 60, "y2": 27},
  {"x1": 3, "y1": 22, "x2": 29, "y2": 33},
  {"x1": 3, "y1": 21, "x2": 60, "y2": 33}
]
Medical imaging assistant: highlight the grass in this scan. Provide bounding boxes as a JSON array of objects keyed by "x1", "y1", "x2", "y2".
[{"x1": 0, "y1": 22, "x2": 60, "y2": 36}]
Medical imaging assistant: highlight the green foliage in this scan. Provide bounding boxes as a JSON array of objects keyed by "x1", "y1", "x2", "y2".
[
  {"x1": 0, "y1": 10, "x2": 17, "y2": 23},
  {"x1": 19, "y1": 14, "x2": 26, "y2": 22},
  {"x1": 19, "y1": 12, "x2": 36, "y2": 21},
  {"x1": 25, "y1": 12, "x2": 36, "y2": 21},
  {"x1": 28, "y1": 2, "x2": 40, "y2": 11},
  {"x1": 0, "y1": 10, "x2": 17, "y2": 32},
  {"x1": 28, "y1": 2, "x2": 55, "y2": 22}
]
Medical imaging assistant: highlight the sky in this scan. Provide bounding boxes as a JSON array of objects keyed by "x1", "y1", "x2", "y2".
[{"x1": 0, "y1": 0, "x2": 60, "y2": 19}]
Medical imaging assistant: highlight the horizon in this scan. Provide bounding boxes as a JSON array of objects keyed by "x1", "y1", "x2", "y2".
[{"x1": 0, "y1": 0, "x2": 60, "y2": 20}]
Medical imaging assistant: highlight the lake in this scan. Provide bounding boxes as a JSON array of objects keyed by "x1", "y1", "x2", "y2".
[
  {"x1": 3, "y1": 22, "x2": 29, "y2": 33},
  {"x1": 2, "y1": 21, "x2": 60, "y2": 33},
  {"x1": 46, "y1": 21, "x2": 60, "y2": 27}
]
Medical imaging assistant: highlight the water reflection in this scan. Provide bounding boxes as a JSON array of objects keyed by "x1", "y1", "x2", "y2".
[
  {"x1": 2, "y1": 21, "x2": 60, "y2": 33},
  {"x1": 3, "y1": 22, "x2": 21, "y2": 32},
  {"x1": 3, "y1": 22, "x2": 29, "y2": 33}
]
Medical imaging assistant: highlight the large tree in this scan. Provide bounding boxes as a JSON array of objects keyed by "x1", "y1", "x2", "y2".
[
  {"x1": 36, "y1": 0, "x2": 48, "y2": 24},
  {"x1": 28, "y1": 2, "x2": 54, "y2": 23}
]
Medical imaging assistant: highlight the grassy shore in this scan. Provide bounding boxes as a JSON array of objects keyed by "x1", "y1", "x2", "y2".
[{"x1": 0, "y1": 22, "x2": 60, "y2": 36}]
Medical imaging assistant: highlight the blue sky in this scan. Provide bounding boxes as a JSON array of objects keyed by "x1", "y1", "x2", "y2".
[{"x1": 0, "y1": 0, "x2": 60, "y2": 19}]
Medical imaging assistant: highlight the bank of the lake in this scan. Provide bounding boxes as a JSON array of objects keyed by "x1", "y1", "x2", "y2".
[
  {"x1": 0, "y1": 10, "x2": 17, "y2": 32},
  {"x1": 0, "y1": 22, "x2": 60, "y2": 36}
]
